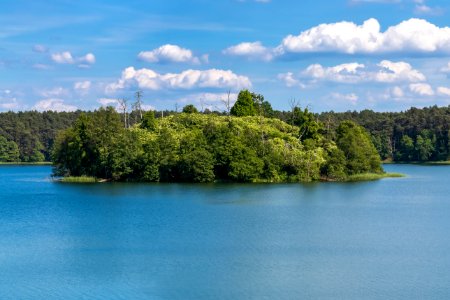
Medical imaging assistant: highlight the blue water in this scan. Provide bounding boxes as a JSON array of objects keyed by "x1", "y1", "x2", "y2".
[{"x1": 1, "y1": 165, "x2": 450, "y2": 299}]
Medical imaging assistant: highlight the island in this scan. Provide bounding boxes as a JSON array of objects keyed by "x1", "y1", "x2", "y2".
[{"x1": 50, "y1": 90, "x2": 401, "y2": 183}]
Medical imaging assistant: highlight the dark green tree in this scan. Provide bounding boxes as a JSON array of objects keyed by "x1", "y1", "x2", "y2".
[
  {"x1": 141, "y1": 111, "x2": 157, "y2": 131},
  {"x1": 230, "y1": 90, "x2": 256, "y2": 117},
  {"x1": 182, "y1": 104, "x2": 199, "y2": 114},
  {"x1": 0, "y1": 136, "x2": 20, "y2": 162},
  {"x1": 336, "y1": 120, "x2": 382, "y2": 175}
]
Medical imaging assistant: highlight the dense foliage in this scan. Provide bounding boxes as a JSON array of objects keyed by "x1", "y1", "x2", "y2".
[
  {"x1": 2, "y1": 99, "x2": 447, "y2": 166},
  {"x1": 52, "y1": 107, "x2": 382, "y2": 182},
  {"x1": 318, "y1": 106, "x2": 450, "y2": 162},
  {"x1": 0, "y1": 111, "x2": 81, "y2": 162}
]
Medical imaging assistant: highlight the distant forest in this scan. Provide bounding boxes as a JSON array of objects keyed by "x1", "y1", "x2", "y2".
[{"x1": 0, "y1": 96, "x2": 449, "y2": 163}]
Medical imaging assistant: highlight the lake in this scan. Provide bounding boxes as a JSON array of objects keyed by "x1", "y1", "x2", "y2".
[{"x1": 1, "y1": 164, "x2": 449, "y2": 299}]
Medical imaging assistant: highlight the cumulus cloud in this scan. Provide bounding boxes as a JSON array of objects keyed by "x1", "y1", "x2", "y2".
[
  {"x1": 51, "y1": 51, "x2": 75, "y2": 64},
  {"x1": 277, "y1": 18, "x2": 450, "y2": 56},
  {"x1": 329, "y1": 92, "x2": 359, "y2": 105},
  {"x1": 391, "y1": 86, "x2": 405, "y2": 98},
  {"x1": 138, "y1": 44, "x2": 203, "y2": 64},
  {"x1": 409, "y1": 83, "x2": 434, "y2": 96},
  {"x1": 97, "y1": 98, "x2": 119, "y2": 109},
  {"x1": 74, "y1": 81, "x2": 91, "y2": 95},
  {"x1": 437, "y1": 86, "x2": 450, "y2": 96},
  {"x1": 51, "y1": 51, "x2": 96, "y2": 67},
  {"x1": 33, "y1": 99, "x2": 78, "y2": 112},
  {"x1": 106, "y1": 67, "x2": 251, "y2": 93},
  {"x1": 223, "y1": 41, "x2": 273, "y2": 61},
  {"x1": 277, "y1": 72, "x2": 306, "y2": 88},
  {"x1": 279, "y1": 60, "x2": 426, "y2": 87},
  {"x1": 39, "y1": 87, "x2": 69, "y2": 98}
]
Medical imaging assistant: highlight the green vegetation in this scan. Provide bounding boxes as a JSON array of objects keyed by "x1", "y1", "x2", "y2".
[
  {"x1": 58, "y1": 176, "x2": 98, "y2": 183},
  {"x1": 2, "y1": 100, "x2": 448, "y2": 166},
  {"x1": 51, "y1": 97, "x2": 386, "y2": 182},
  {"x1": 346, "y1": 172, "x2": 405, "y2": 182},
  {"x1": 317, "y1": 106, "x2": 450, "y2": 163}
]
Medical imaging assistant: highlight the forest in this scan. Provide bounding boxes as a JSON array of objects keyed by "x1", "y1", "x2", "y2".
[{"x1": 0, "y1": 90, "x2": 449, "y2": 171}]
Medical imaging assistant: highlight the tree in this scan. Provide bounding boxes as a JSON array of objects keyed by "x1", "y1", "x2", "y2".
[
  {"x1": 415, "y1": 129, "x2": 435, "y2": 161},
  {"x1": 398, "y1": 135, "x2": 414, "y2": 161},
  {"x1": 182, "y1": 104, "x2": 199, "y2": 114},
  {"x1": 336, "y1": 120, "x2": 382, "y2": 175},
  {"x1": 0, "y1": 135, "x2": 19, "y2": 162},
  {"x1": 230, "y1": 90, "x2": 256, "y2": 117},
  {"x1": 141, "y1": 111, "x2": 157, "y2": 131},
  {"x1": 290, "y1": 106, "x2": 322, "y2": 142}
]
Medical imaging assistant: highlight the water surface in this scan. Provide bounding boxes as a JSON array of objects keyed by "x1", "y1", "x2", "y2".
[{"x1": 1, "y1": 165, "x2": 449, "y2": 299}]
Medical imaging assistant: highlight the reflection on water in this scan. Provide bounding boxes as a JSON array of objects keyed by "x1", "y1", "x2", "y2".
[{"x1": 0, "y1": 165, "x2": 450, "y2": 299}]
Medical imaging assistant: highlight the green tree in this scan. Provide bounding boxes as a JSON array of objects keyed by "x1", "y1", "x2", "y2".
[
  {"x1": 415, "y1": 130, "x2": 435, "y2": 161},
  {"x1": 182, "y1": 104, "x2": 199, "y2": 114},
  {"x1": 230, "y1": 90, "x2": 256, "y2": 117},
  {"x1": 0, "y1": 136, "x2": 20, "y2": 162},
  {"x1": 290, "y1": 107, "x2": 322, "y2": 142},
  {"x1": 141, "y1": 111, "x2": 157, "y2": 131},
  {"x1": 398, "y1": 135, "x2": 414, "y2": 161},
  {"x1": 336, "y1": 121, "x2": 382, "y2": 175}
]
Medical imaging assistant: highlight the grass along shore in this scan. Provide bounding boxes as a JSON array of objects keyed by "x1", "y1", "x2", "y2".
[
  {"x1": 0, "y1": 162, "x2": 52, "y2": 165},
  {"x1": 58, "y1": 176, "x2": 99, "y2": 183},
  {"x1": 346, "y1": 172, "x2": 405, "y2": 182}
]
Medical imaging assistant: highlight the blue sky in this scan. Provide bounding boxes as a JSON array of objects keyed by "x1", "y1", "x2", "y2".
[{"x1": 1, "y1": 0, "x2": 450, "y2": 112}]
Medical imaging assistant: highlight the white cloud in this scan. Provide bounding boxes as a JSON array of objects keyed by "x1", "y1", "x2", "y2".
[
  {"x1": 51, "y1": 51, "x2": 96, "y2": 66},
  {"x1": 39, "y1": 87, "x2": 69, "y2": 98},
  {"x1": 33, "y1": 99, "x2": 77, "y2": 112},
  {"x1": 277, "y1": 72, "x2": 305, "y2": 88},
  {"x1": 437, "y1": 86, "x2": 450, "y2": 96},
  {"x1": 277, "y1": 18, "x2": 450, "y2": 55},
  {"x1": 374, "y1": 60, "x2": 426, "y2": 82},
  {"x1": 78, "y1": 53, "x2": 96, "y2": 64},
  {"x1": 51, "y1": 51, "x2": 75, "y2": 64},
  {"x1": 409, "y1": 83, "x2": 434, "y2": 96},
  {"x1": 98, "y1": 98, "x2": 118, "y2": 107},
  {"x1": 106, "y1": 67, "x2": 251, "y2": 93},
  {"x1": 280, "y1": 60, "x2": 426, "y2": 87},
  {"x1": 138, "y1": 44, "x2": 201, "y2": 64},
  {"x1": 391, "y1": 86, "x2": 405, "y2": 98},
  {"x1": 74, "y1": 81, "x2": 91, "y2": 95},
  {"x1": 302, "y1": 63, "x2": 366, "y2": 83},
  {"x1": 329, "y1": 92, "x2": 359, "y2": 105},
  {"x1": 223, "y1": 41, "x2": 273, "y2": 61}
]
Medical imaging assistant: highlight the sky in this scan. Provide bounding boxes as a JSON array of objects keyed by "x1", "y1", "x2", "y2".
[{"x1": 2, "y1": 0, "x2": 450, "y2": 113}]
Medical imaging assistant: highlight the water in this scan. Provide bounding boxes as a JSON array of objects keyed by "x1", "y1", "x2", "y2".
[{"x1": 1, "y1": 165, "x2": 450, "y2": 299}]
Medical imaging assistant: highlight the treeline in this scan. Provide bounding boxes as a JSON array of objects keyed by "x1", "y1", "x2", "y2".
[
  {"x1": 1, "y1": 91, "x2": 449, "y2": 164},
  {"x1": 0, "y1": 111, "x2": 81, "y2": 162},
  {"x1": 52, "y1": 105, "x2": 381, "y2": 182},
  {"x1": 318, "y1": 106, "x2": 450, "y2": 162}
]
